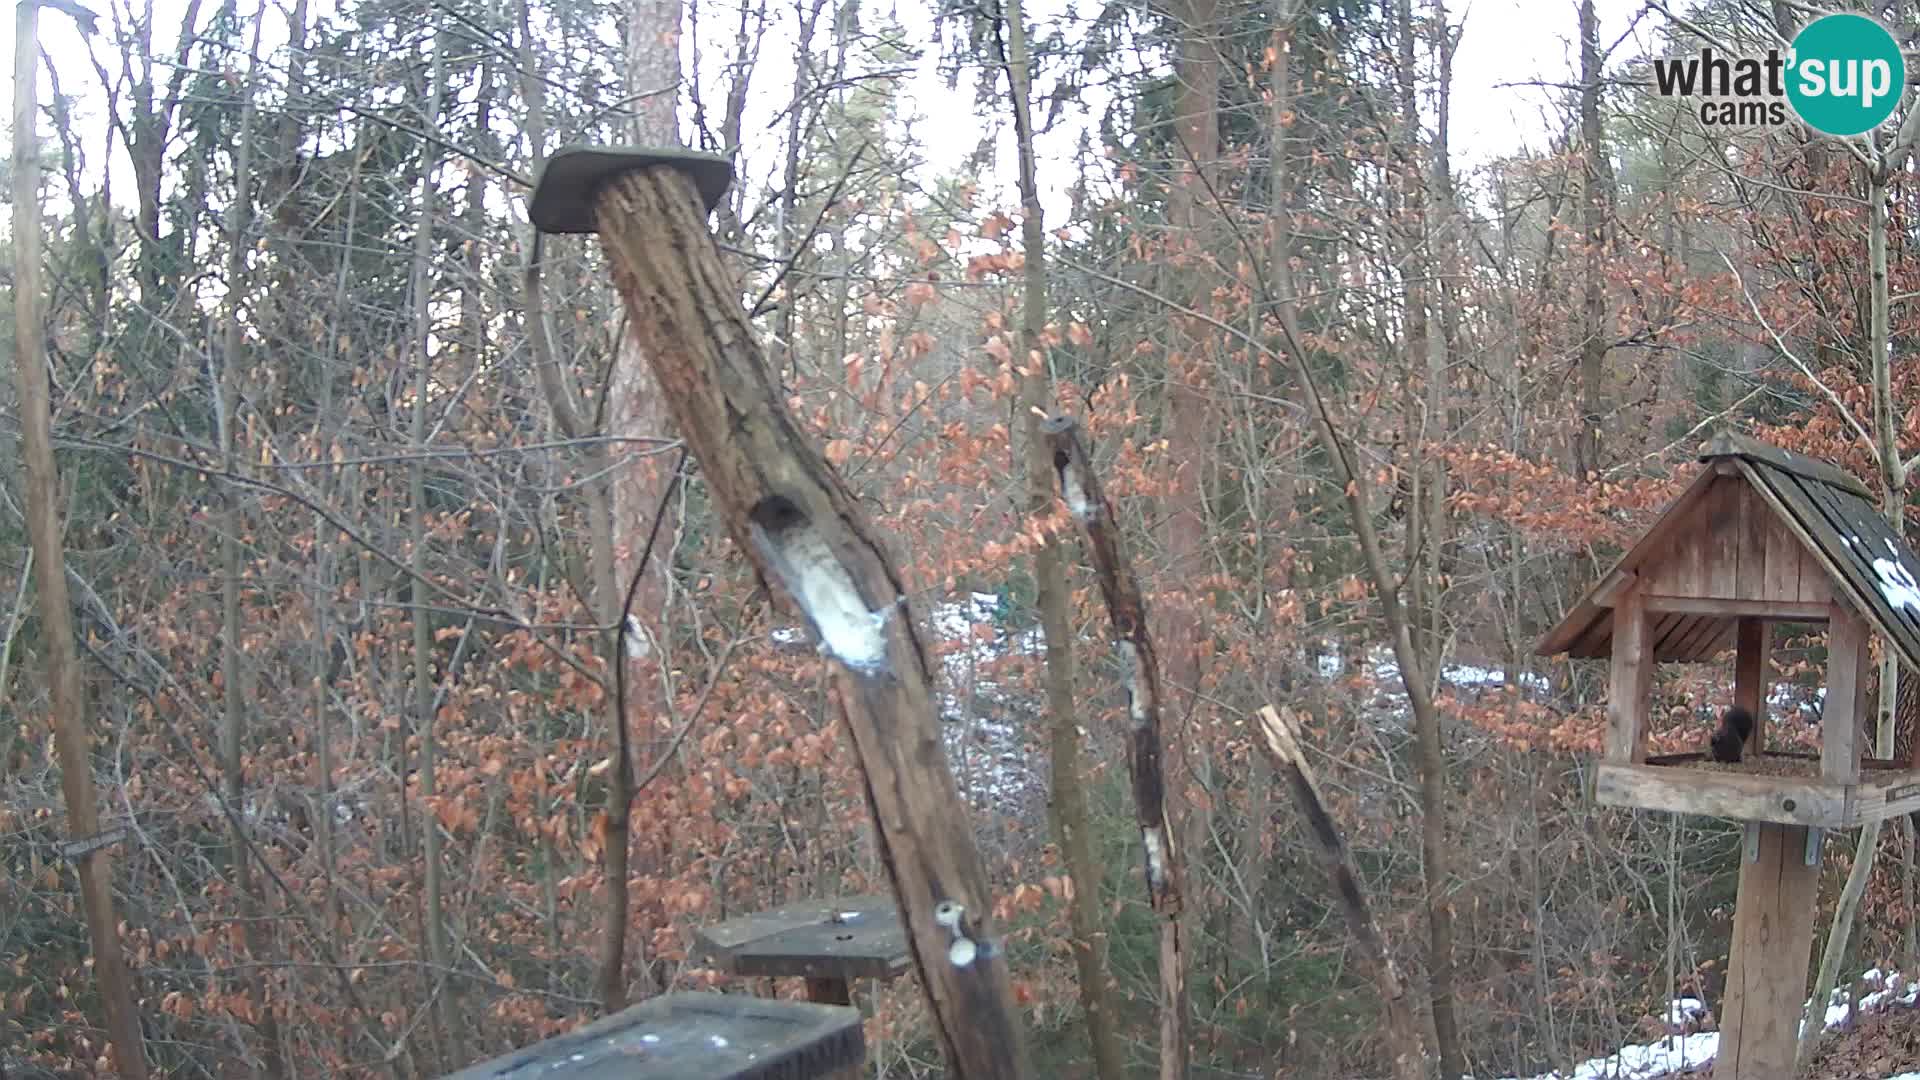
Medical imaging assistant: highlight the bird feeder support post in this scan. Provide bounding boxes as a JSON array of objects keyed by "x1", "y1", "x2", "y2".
[{"x1": 527, "y1": 148, "x2": 1032, "y2": 1080}]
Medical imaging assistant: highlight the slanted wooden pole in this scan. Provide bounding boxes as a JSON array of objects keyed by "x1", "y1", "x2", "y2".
[
  {"x1": 1255, "y1": 706, "x2": 1427, "y2": 1080},
  {"x1": 1041, "y1": 415, "x2": 1190, "y2": 1075},
  {"x1": 529, "y1": 150, "x2": 1031, "y2": 1079},
  {"x1": 1719, "y1": 613, "x2": 1821, "y2": 1078},
  {"x1": 11, "y1": 2, "x2": 149, "y2": 1075}
]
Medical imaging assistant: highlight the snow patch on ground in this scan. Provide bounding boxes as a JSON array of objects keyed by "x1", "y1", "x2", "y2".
[{"x1": 1488, "y1": 968, "x2": 1920, "y2": 1080}]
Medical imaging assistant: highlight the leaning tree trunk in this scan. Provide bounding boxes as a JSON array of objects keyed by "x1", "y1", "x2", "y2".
[
  {"x1": 999, "y1": 5, "x2": 1125, "y2": 1075},
  {"x1": 11, "y1": 3, "x2": 149, "y2": 1073},
  {"x1": 563, "y1": 161, "x2": 1035, "y2": 1078}
]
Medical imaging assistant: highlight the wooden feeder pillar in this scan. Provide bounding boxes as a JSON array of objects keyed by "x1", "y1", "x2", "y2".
[{"x1": 1540, "y1": 433, "x2": 1920, "y2": 1078}]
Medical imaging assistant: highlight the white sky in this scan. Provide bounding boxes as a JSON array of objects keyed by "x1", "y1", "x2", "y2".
[{"x1": 3, "y1": 0, "x2": 1649, "y2": 234}]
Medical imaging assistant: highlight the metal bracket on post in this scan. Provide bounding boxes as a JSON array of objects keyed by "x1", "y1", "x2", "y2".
[
  {"x1": 1744, "y1": 822, "x2": 1761, "y2": 863},
  {"x1": 1806, "y1": 827, "x2": 1825, "y2": 866}
]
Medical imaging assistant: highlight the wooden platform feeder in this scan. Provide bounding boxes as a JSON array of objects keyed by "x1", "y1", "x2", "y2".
[
  {"x1": 693, "y1": 895, "x2": 909, "y2": 1007},
  {"x1": 439, "y1": 992, "x2": 864, "y2": 1080},
  {"x1": 1538, "y1": 432, "x2": 1920, "y2": 1077}
]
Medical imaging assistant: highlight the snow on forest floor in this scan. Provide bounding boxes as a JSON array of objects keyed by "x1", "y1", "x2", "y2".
[{"x1": 1488, "y1": 969, "x2": 1920, "y2": 1080}]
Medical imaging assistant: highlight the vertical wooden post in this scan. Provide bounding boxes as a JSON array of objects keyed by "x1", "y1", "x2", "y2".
[
  {"x1": 530, "y1": 152, "x2": 1032, "y2": 1079},
  {"x1": 1719, "y1": 614, "x2": 1813, "y2": 1079},
  {"x1": 1735, "y1": 617, "x2": 1767, "y2": 757},
  {"x1": 1718, "y1": 823, "x2": 1821, "y2": 1078},
  {"x1": 1823, "y1": 608, "x2": 1870, "y2": 782},
  {"x1": 1605, "y1": 589, "x2": 1652, "y2": 763}
]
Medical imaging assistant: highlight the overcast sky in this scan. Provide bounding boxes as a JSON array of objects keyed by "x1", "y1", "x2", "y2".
[{"x1": 3, "y1": 0, "x2": 1651, "y2": 229}]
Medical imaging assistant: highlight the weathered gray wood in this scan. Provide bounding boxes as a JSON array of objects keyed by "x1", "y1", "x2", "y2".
[
  {"x1": 1736, "y1": 618, "x2": 1768, "y2": 758},
  {"x1": 1717, "y1": 824, "x2": 1822, "y2": 1080},
  {"x1": 1593, "y1": 763, "x2": 1853, "y2": 827},
  {"x1": 1605, "y1": 589, "x2": 1653, "y2": 764},
  {"x1": 692, "y1": 897, "x2": 910, "y2": 984},
  {"x1": 1823, "y1": 609, "x2": 1869, "y2": 784},
  {"x1": 1640, "y1": 596, "x2": 1830, "y2": 620},
  {"x1": 439, "y1": 992, "x2": 864, "y2": 1080},
  {"x1": 1042, "y1": 415, "x2": 1190, "y2": 1072},
  {"x1": 544, "y1": 157, "x2": 1031, "y2": 1079},
  {"x1": 1702, "y1": 430, "x2": 1874, "y2": 498}
]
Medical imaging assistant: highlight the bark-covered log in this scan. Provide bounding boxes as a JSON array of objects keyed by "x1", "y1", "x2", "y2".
[
  {"x1": 1255, "y1": 706, "x2": 1428, "y2": 1080},
  {"x1": 560, "y1": 159, "x2": 1031, "y2": 1079},
  {"x1": 1042, "y1": 414, "x2": 1190, "y2": 1074}
]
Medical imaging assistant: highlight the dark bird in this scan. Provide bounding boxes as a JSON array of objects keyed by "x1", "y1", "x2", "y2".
[{"x1": 1710, "y1": 706, "x2": 1755, "y2": 763}]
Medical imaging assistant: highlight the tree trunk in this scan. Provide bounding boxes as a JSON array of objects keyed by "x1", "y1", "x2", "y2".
[
  {"x1": 598, "y1": 0, "x2": 685, "y2": 1011},
  {"x1": 409, "y1": 29, "x2": 459, "y2": 1064},
  {"x1": 1575, "y1": 0, "x2": 1614, "y2": 480},
  {"x1": 581, "y1": 162, "x2": 1035, "y2": 1077},
  {"x1": 218, "y1": 10, "x2": 280, "y2": 1071},
  {"x1": 10, "y1": 4, "x2": 149, "y2": 1073},
  {"x1": 1000, "y1": 5, "x2": 1125, "y2": 1076}
]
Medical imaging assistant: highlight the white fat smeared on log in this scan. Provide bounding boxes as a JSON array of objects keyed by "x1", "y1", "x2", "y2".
[
  {"x1": 1062, "y1": 468, "x2": 1094, "y2": 521},
  {"x1": 948, "y1": 937, "x2": 978, "y2": 967},
  {"x1": 1142, "y1": 826, "x2": 1167, "y2": 889},
  {"x1": 1117, "y1": 640, "x2": 1150, "y2": 728},
  {"x1": 623, "y1": 614, "x2": 651, "y2": 659},
  {"x1": 751, "y1": 516, "x2": 895, "y2": 673}
]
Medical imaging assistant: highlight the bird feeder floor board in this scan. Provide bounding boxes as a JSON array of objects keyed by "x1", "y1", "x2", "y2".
[
  {"x1": 438, "y1": 992, "x2": 864, "y2": 1080},
  {"x1": 1596, "y1": 760, "x2": 1920, "y2": 827},
  {"x1": 693, "y1": 895, "x2": 911, "y2": 984}
]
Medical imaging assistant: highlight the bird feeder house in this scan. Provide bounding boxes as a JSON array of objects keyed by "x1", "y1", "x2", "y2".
[{"x1": 1538, "y1": 431, "x2": 1920, "y2": 1077}]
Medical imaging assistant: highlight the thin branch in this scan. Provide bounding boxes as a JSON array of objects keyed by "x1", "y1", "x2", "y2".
[{"x1": 1717, "y1": 250, "x2": 1877, "y2": 453}]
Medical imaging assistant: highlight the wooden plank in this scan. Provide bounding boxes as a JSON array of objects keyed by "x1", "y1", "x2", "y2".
[
  {"x1": 694, "y1": 896, "x2": 900, "y2": 963},
  {"x1": 1787, "y1": 471, "x2": 1920, "y2": 670},
  {"x1": 1668, "y1": 612, "x2": 1726, "y2": 661},
  {"x1": 1736, "y1": 617, "x2": 1768, "y2": 758},
  {"x1": 1822, "y1": 608, "x2": 1870, "y2": 783},
  {"x1": 440, "y1": 992, "x2": 867, "y2": 1080},
  {"x1": 1849, "y1": 769, "x2": 1920, "y2": 823},
  {"x1": 1593, "y1": 763, "x2": 1853, "y2": 826},
  {"x1": 1606, "y1": 590, "x2": 1654, "y2": 764},
  {"x1": 1592, "y1": 569, "x2": 1639, "y2": 607},
  {"x1": 1737, "y1": 482, "x2": 1771, "y2": 601},
  {"x1": 1568, "y1": 607, "x2": 1614, "y2": 659},
  {"x1": 1647, "y1": 610, "x2": 1691, "y2": 660},
  {"x1": 1702, "y1": 430, "x2": 1875, "y2": 498},
  {"x1": 1762, "y1": 496, "x2": 1805, "y2": 604},
  {"x1": 1812, "y1": 478, "x2": 1920, "y2": 664},
  {"x1": 1642, "y1": 597, "x2": 1830, "y2": 619},
  {"x1": 1705, "y1": 476, "x2": 1743, "y2": 599},
  {"x1": 1717, "y1": 823, "x2": 1824, "y2": 1080},
  {"x1": 1537, "y1": 466, "x2": 1723, "y2": 657}
]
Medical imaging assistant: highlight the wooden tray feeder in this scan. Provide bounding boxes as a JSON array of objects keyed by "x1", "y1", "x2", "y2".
[
  {"x1": 438, "y1": 992, "x2": 864, "y2": 1080},
  {"x1": 1537, "y1": 431, "x2": 1920, "y2": 1077},
  {"x1": 693, "y1": 895, "x2": 910, "y2": 1007}
]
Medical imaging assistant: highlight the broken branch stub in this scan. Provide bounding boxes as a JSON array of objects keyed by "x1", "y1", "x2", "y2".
[
  {"x1": 1042, "y1": 415, "x2": 1179, "y2": 907},
  {"x1": 1042, "y1": 413, "x2": 1190, "y2": 1069},
  {"x1": 1254, "y1": 706, "x2": 1427, "y2": 1080},
  {"x1": 548, "y1": 155, "x2": 1031, "y2": 1078}
]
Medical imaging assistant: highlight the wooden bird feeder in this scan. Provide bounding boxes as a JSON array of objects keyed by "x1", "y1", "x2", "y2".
[
  {"x1": 439, "y1": 992, "x2": 864, "y2": 1080},
  {"x1": 1538, "y1": 432, "x2": 1920, "y2": 1077},
  {"x1": 693, "y1": 895, "x2": 910, "y2": 1007}
]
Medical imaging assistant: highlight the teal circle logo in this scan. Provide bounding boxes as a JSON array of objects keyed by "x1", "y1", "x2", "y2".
[{"x1": 1787, "y1": 13, "x2": 1906, "y2": 137}]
